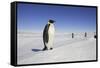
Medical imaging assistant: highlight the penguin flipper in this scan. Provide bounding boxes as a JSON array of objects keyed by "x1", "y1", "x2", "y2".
[{"x1": 43, "y1": 24, "x2": 50, "y2": 43}]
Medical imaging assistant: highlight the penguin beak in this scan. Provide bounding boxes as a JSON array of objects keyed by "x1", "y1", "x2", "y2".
[
  {"x1": 51, "y1": 20, "x2": 55, "y2": 23},
  {"x1": 53, "y1": 20, "x2": 55, "y2": 23}
]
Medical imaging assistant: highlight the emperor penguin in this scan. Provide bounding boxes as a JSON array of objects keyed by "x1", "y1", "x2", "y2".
[{"x1": 43, "y1": 19, "x2": 55, "y2": 51}]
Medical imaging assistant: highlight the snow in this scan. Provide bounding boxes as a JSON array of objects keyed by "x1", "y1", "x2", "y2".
[{"x1": 17, "y1": 32, "x2": 96, "y2": 65}]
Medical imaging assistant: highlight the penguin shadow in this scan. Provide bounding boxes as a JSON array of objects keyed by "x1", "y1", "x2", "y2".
[{"x1": 31, "y1": 49, "x2": 42, "y2": 52}]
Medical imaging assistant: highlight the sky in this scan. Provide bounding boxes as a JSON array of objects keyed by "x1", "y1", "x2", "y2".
[{"x1": 17, "y1": 3, "x2": 96, "y2": 33}]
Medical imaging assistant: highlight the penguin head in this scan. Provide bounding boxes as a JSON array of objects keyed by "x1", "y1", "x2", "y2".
[{"x1": 48, "y1": 19, "x2": 55, "y2": 24}]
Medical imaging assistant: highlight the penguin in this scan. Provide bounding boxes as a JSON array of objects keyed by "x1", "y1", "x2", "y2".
[{"x1": 43, "y1": 19, "x2": 55, "y2": 51}]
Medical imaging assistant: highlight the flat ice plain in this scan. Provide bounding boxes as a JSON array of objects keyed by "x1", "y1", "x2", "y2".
[{"x1": 17, "y1": 32, "x2": 96, "y2": 65}]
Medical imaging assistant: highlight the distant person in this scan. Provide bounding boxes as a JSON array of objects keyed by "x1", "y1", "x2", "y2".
[
  {"x1": 72, "y1": 33, "x2": 74, "y2": 38},
  {"x1": 43, "y1": 19, "x2": 55, "y2": 51},
  {"x1": 94, "y1": 35, "x2": 97, "y2": 39},
  {"x1": 85, "y1": 32, "x2": 87, "y2": 37}
]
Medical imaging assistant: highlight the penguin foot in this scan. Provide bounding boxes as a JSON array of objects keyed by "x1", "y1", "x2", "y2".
[
  {"x1": 42, "y1": 47, "x2": 48, "y2": 51},
  {"x1": 50, "y1": 48, "x2": 53, "y2": 50}
]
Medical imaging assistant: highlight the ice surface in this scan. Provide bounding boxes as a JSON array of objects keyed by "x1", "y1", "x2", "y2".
[{"x1": 17, "y1": 32, "x2": 96, "y2": 65}]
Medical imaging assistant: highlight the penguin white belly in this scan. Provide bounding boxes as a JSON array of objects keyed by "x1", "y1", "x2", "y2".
[{"x1": 47, "y1": 24, "x2": 55, "y2": 49}]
